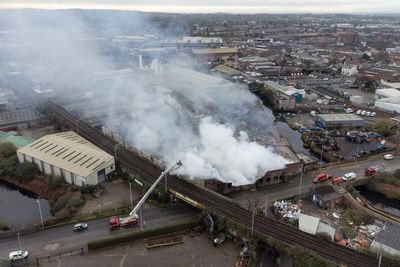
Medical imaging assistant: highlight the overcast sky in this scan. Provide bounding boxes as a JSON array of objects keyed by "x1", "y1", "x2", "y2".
[{"x1": 0, "y1": 0, "x2": 399, "y2": 13}]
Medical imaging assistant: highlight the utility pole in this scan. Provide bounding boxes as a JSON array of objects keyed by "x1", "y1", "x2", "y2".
[
  {"x1": 75, "y1": 119, "x2": 79, "y2": 134},
  {"x1": 298, "y1": 167, "x2": 304, "y2": 196},
  {"x1": 165, "y1": 174, "x2": 168, "y2": 194},
  {"x1": 319, "y1": 144, "x2": 324, "y2": 167},
  {"x1": 355, "y1": 138, "x2": 360, "y2": 161},
  {"x1": 140, "y1": 206, "x2": 143, "y2": 230},
  {"x1": 264, "y1": 194, "x2": 269, "y2": 216},
  {"x1": 251, "y1": 208, "x2": 256, "y2": 237},
  {"x1": 378, "y1": 223, "x2": 387, "y2": 267},
  {"x1": 114, "y1": 143, "x2": 120, "y2": 162},
  {"x1": 17, "y1": 233, "x2": 22, "y2": 251},
  {"x1": 129, "y1": 181, "x2": 133, "y2": 209},
  {"x1": 37, "y1": 199, "x2": 44, "y2": 229}
]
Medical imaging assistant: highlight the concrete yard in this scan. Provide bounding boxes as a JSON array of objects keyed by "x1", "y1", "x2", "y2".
[{"x1": 37, "y1": 232, "x2": 240, "y2": 267}]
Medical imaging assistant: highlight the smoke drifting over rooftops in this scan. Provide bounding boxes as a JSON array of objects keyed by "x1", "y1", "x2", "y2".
[{"x1": 0, "y1": 10, "x2": 291, "y2": 185}]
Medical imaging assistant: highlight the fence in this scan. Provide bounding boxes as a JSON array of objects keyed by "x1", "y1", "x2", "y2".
[{"x1": 10, "y1": 247, "x2": 86, "y2": 266}]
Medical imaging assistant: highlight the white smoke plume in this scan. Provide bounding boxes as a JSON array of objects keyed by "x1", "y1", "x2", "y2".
[{"x1": 0, "y1": 9, "x2": 292, "y2": 186}]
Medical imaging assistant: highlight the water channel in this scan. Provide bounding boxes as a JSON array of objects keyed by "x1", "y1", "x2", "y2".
[
  {"x1": 0, "y1": 182, "x2": 51, "y2": 230},
  {"x1": 275, "y1": 121, "x2": 311, "y2": 156},
  {"x1": 356, "y1": 185, "x2": 400, "y2": 218}
]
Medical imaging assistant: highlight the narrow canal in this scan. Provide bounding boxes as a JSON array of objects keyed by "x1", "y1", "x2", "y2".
[
  {"x1": 356, "y1": 185, "x2": 400, "y2": 218},
  {"x1": 0, "y1": 182, "x2": 51, "y2": 230},
  {"x1": 275, "y1": 121, "x2": 312, "y2": 156}
]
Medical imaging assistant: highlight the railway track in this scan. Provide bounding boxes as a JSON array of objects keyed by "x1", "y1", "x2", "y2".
[{"x1": 43, "y1": 101, "x2": 387, "y2": 267}]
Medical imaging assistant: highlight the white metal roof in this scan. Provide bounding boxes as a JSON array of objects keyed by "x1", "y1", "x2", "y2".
[
  {"x1": 298, "y1": 213, "x2": 320, "y2": 235},
  {"x1": 376, "y1": 88, "x2": 400, "y2": 98},
  {"x1": 17, "y1": 131, "x2": 114, "y2": 178}
]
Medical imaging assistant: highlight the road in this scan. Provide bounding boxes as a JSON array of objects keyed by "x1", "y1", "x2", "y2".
[
  {"x1": 0, "y1": 205, "x2": 199, "y2": 259},
  {"x1": 230, "y1": 154, "x2": 400, "y2": 206}
]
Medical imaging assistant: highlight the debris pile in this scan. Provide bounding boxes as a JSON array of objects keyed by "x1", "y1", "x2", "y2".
[
  {"x1": 272, "y1": 200, "x2": 301, "y2": 222},
  {"x1": 342, "y1": 224, "x2": 382, "y2": 250}
]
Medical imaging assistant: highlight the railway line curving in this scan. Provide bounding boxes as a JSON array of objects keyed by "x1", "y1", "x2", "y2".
[{"x1": 43, "y1": 101, "x2": 386, "y2": 267}]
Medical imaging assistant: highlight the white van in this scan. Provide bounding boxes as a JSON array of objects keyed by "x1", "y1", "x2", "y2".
[
  {"x1": 310, "y1": 111, "x2": 316, "y2": 117},
  {"x1": 356, "y1": 110, "x2": 362, "y2": 115},
  {"x1": 342, "y1": 172, "x2": 357, "y2": 181},
  {"x1": 361, "y1": 110, "x2": 366, "y2": 116}
]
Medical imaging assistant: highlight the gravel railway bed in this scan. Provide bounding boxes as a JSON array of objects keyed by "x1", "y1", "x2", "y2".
[{"x1": 43, "y1": 101, "x2": 386, "y2": 267}]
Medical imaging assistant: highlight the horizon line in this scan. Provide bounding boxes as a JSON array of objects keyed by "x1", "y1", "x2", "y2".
[{"x1": 0, "y1": 3, "x2": 399, "y2": 15}]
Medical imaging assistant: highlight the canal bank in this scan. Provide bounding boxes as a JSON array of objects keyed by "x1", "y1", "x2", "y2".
[
  {"x1": 275, "y1": 121, "x2": 312, "y2": 156},
  {"x1": 355, "y1": 185, "x2": 400, "y2": 218},
  {"x1": 0, "y1": 181, "x2": 50, "y2": 230}
]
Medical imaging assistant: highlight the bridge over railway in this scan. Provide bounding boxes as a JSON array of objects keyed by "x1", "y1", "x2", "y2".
[{"x1": 43, "y1": 100, "x2": 389, "y2": 267}]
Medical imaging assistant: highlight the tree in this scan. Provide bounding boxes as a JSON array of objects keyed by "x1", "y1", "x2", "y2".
[
  {"x1": 0, "y1": 142, "x2": 17, "y2": 158},
  {"x1": 0, "y1": 157, "x2": 17, "y2": 176},
  {"x1": 374, "y1": 119, "x2": 396, "y2": 137},
  {"x1": 15, "y1": 162, "x2": 39, "y2": 181}
]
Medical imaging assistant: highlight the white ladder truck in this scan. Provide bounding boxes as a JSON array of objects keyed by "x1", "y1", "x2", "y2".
[{"x1": 108, "y1": 161, "x2": 183, "y2": 231}]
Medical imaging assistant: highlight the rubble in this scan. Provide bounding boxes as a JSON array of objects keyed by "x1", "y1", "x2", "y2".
[{"x1": 272, "y1": 200, "x2": 301, "y2": 222}]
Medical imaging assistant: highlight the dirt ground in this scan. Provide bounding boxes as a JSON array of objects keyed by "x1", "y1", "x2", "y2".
[
  {"x1": 18, "y1": 125, "x2": 56, "y2": 139},
  {"x1": 38, "y1": 232, "x2": 240, "y2": 267},
  {"x1": 76, "y1": 179, "x2": 152, "y2": 216}
]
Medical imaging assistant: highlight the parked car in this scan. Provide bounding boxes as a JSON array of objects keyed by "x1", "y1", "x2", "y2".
[
  {"x1": 366, "y1": 111, "x2": 371, "y2": 117},
  {"x1": 9, "y1": 250, "x2": 29, "y2": 261},
  {"x1": 384, "y1": 154, "x2": 394, "y2": 160},
  {"x1": 342, "y1": 172, "x2": 357, "y2": 181},
  {"x1": 213, "y1": 232, "x2": 226, "y2": 246},
  {"x1": 356, "y1": 110, "x2": 362, "y2": 115},
  {"x1": 361, "y1": 110, "x2": 366, "y2": 116},
  {"x1": 345, "y1": 108, "x2": 353, "y2": 114},
  {"x1": 310, "y1": 111, "x2": 316, "y2": 117},
  {"x1": 73, "y1": 223, "x2": 88, "y2": 232},
  {"x1": 370, "y1": 112, "x2": 376, "y2": 117}
]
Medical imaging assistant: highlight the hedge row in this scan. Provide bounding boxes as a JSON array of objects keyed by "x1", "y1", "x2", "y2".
[{"x1": 87, "y1": 218, "x2": 201, "y2": 250}]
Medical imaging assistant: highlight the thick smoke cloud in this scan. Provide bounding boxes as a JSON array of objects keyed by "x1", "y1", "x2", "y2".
[{"x1": 1, "y1": 10, "x2": 291, "y2": 186}]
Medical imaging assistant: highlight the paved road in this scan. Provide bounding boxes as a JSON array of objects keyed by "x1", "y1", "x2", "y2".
[
  {"x1": 230, "y1": 154, "x2": 400, "y2": 207},
  {"x1": 0, "y1": 205, "x2": 199, "y2": 259}
]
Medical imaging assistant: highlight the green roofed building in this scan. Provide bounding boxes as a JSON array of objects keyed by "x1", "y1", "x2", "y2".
[{"x1": 0, "y1": 131, "x2": 34, "y2": 148}]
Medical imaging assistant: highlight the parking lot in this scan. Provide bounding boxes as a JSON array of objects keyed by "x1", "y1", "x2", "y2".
[{"x1": 37, "y1": 232, "x2": 240, "y2": 267}]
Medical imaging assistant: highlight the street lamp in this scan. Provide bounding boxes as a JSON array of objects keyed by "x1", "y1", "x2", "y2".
[
  {"x1": 75, "y1": 119, "x2": 79, "y2": 134},
  {"x1": 251, "y1": 201, "x2": 263, "y2": 237},
  {"x1": 298, "y1": 167, "x2": 304, "y2": 196},
  {"x1": 114, "y1": 143, "x2": 121, "y2": 163},
  {"x1": 251, "y1": 208, "x2": 257, "y2": 237},
  {"x1": 355, "y1": 138, "x2": 361, "y2": 161},
  {"x1": 129, "y1": 181, "x2": 133, "y2": 209},
  {"x1": 165, "y1": 173, "x2": 169, "y2": 194},
  {"x1": 264, "y1": 194, "x2": 269, "y2": 217},
  {"x1": 37, "y1": 199, "x2": 44, "y2": 229},
  {"x1": 378, "y1": 223, "x2": 387, "y2": 267},
  {"x1": 17, "y1": 232, "x2": 22, "y2": 251}
]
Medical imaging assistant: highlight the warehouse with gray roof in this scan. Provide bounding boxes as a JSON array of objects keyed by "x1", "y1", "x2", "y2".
[
  {"x1": 317, "y1": 114, "x2": 364, "y2": 128},
  {"x1": 16, "y1": 131, "x2": 115, "y2": 186}
]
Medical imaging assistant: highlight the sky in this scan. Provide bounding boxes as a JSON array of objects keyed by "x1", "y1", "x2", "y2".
[{"x1": 0, "y1": 0, "x2": 399, "y2": 14}]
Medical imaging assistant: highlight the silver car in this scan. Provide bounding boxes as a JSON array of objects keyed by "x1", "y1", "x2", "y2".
[
  {"x1": 9, "y1": 250, "x2": 29, "y2": 261},
  {"x1": 73, "y1": 223, "x2": 88, "y2": 232}
]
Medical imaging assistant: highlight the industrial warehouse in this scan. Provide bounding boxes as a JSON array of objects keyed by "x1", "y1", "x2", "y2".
[{"x1": 16, "y1": 131, "x2": 115, "y2": 186}]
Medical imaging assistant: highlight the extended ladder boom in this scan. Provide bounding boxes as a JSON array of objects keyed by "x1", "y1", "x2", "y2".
[{"x1": 129, "y1": 160, "x2": 183, "y2": 218}]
